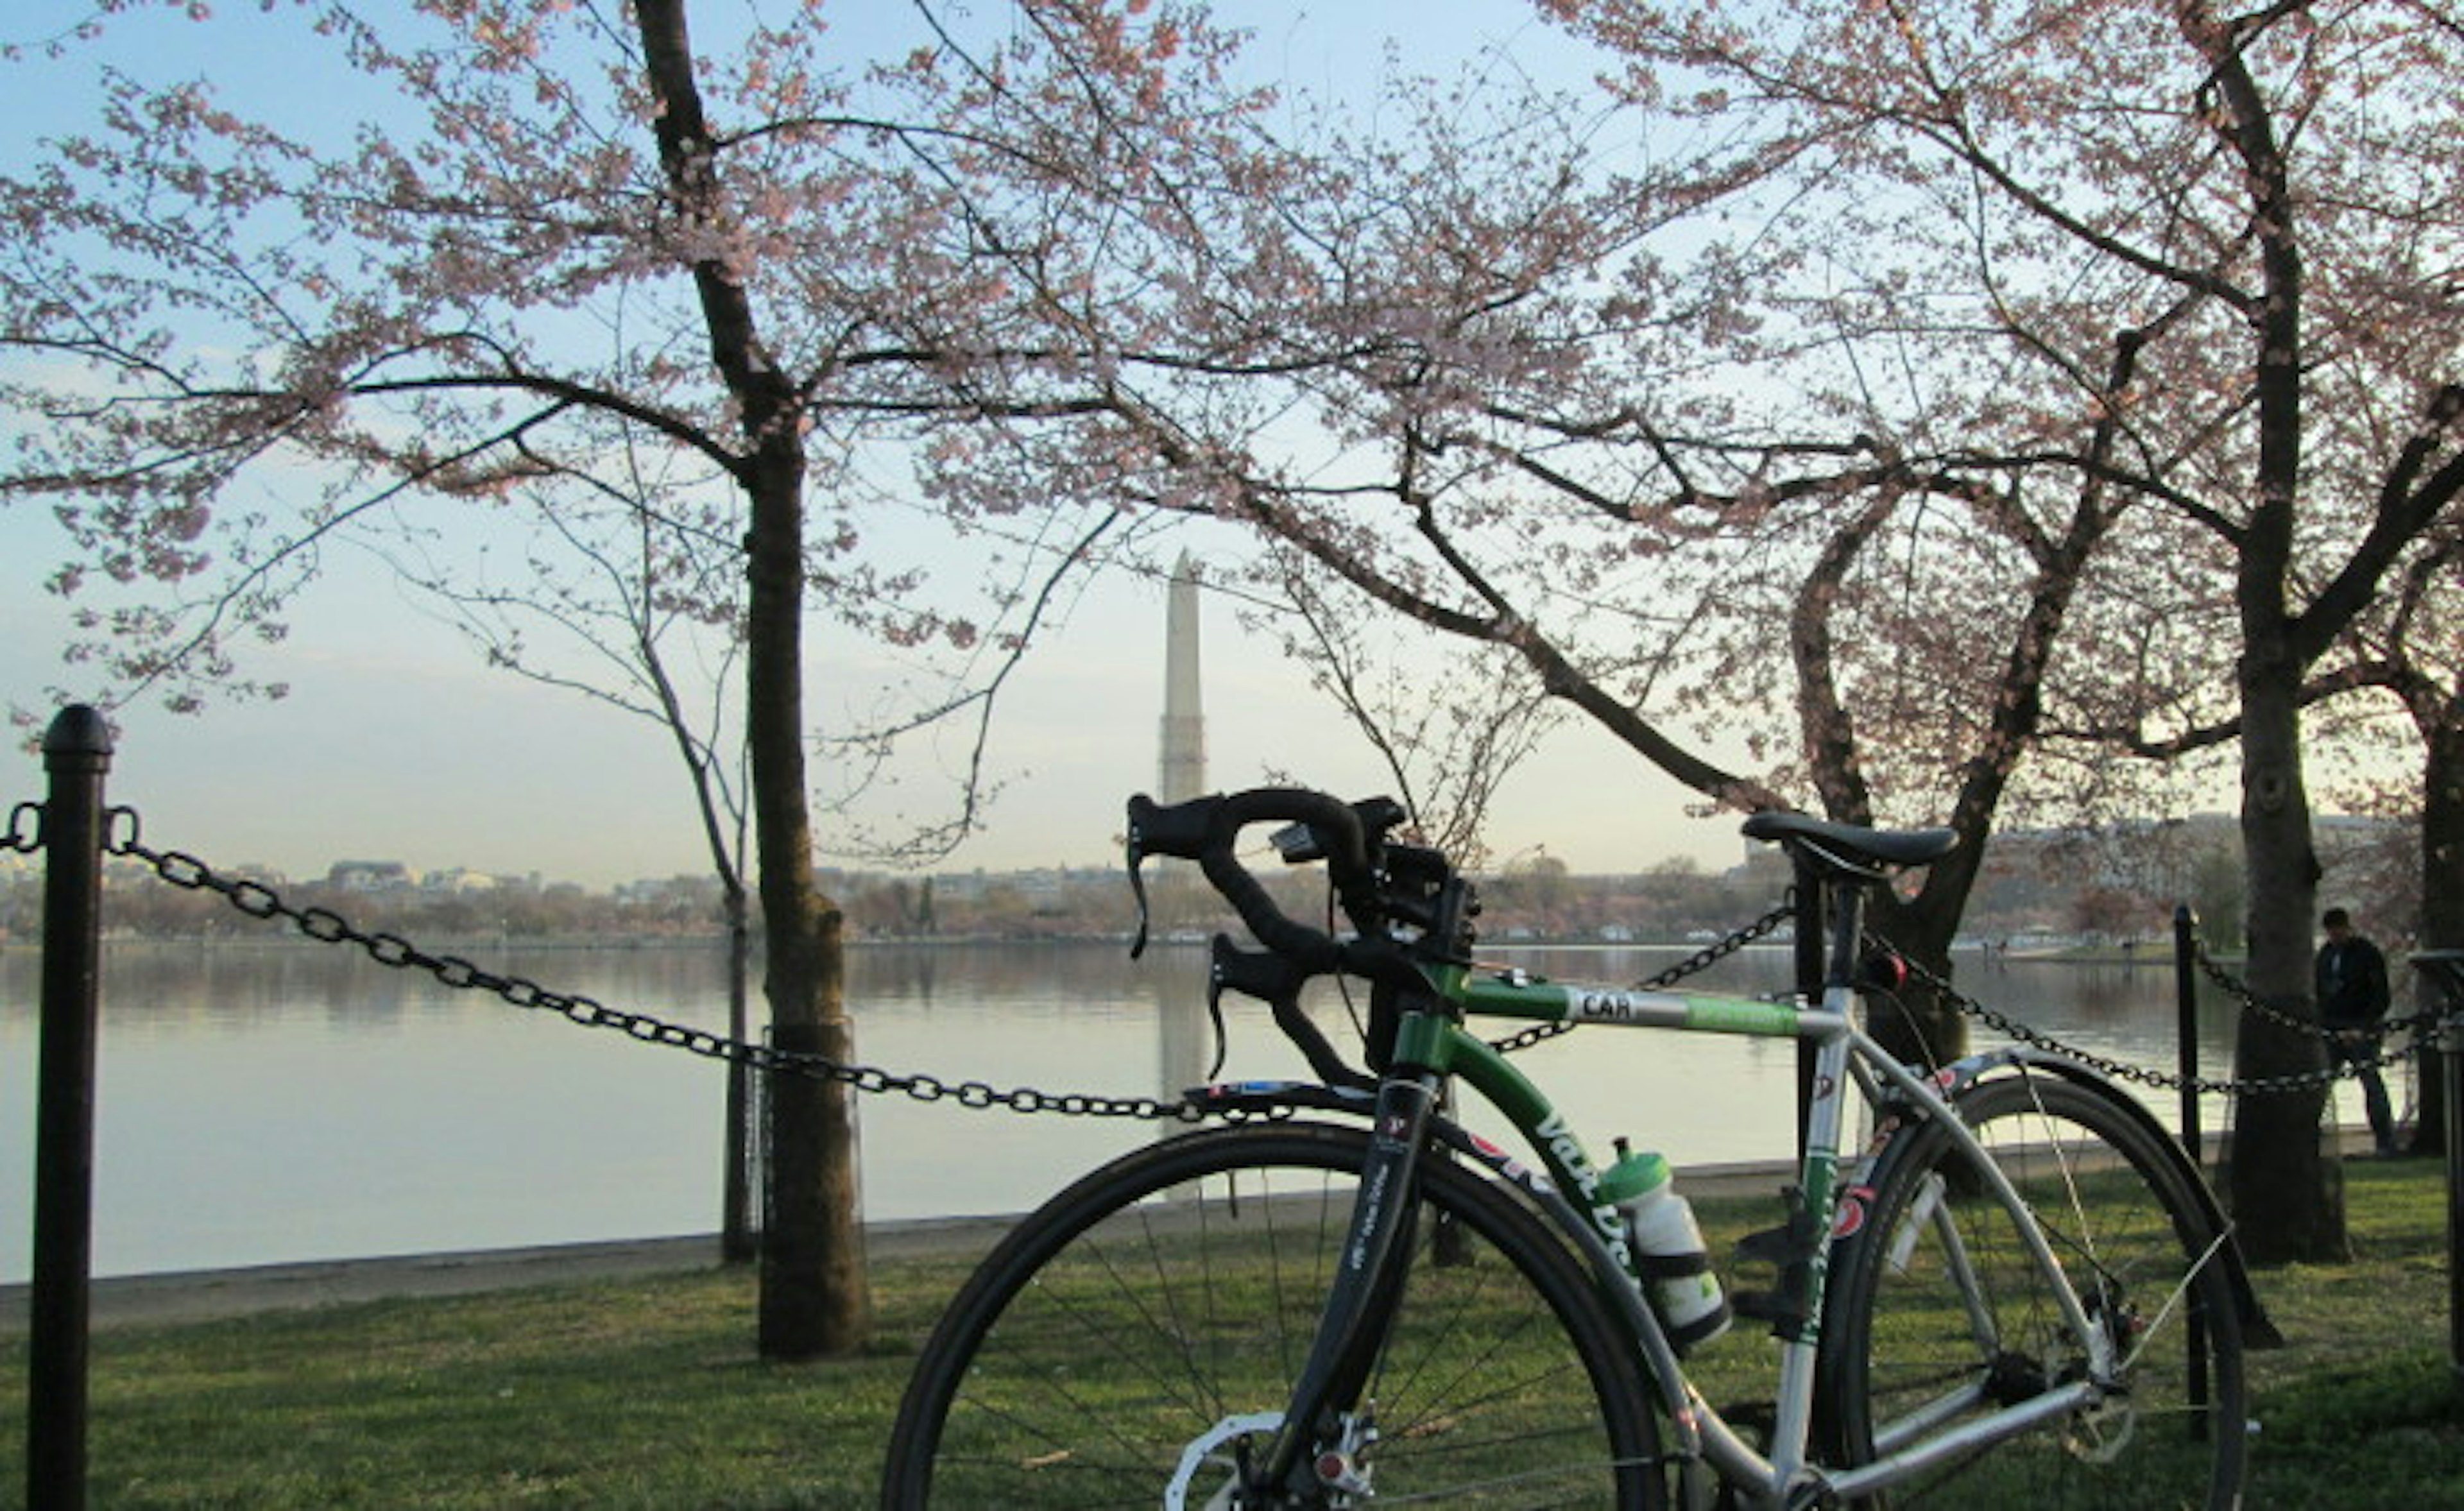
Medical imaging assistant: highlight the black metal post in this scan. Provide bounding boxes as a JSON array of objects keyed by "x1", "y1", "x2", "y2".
[
  {"x1": 28, "y1": 705, "x2": 111, "y2": 1511},
  {"x1": 722, "y1": 918, "x2": 755, "y2": 1264},
  {"x1": 2446, "y1": 1002, "x2": 2463, "y2": 1386},
  {"x1": 2404, "y1": 951, "x2": 2464, "y2": 1388},
  {"x1": 2172, "y1": 903, "x2": 2211, "y2": 1433},
  {"x1": 2174, "y1": 904, "x2": 2202, "y2": 1168}
]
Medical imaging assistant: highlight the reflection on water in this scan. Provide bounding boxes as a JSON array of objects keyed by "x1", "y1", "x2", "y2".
[{"x1": 0, "y1": 939, "x2": 2324, "y2": 1281}]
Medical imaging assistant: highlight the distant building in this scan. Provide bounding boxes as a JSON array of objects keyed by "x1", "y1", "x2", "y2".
[
  {"x1": 614, "y1": 874, "x2": 729, "y2": 909},
  {"x1": 929, "y1": 866, "x2": 1110, "y2": 902},
  {"x1": 327, "y1": 859, "x2": 414, "y2": 892}
]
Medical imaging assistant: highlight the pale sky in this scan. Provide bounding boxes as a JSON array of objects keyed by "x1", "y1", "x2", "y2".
[
  {"x1": 0, "y1": 509, "x2": 1743, "y2": 888},
  {"x1": 0, "y1": 1, "x2": 1750, "y2": 891}
]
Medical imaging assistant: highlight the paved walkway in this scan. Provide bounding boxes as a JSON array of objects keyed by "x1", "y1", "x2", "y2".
[
  {"x1": 6, "y1": 1135, "x2": 2309, "y2": 1334},
  {"x1": 0, "y1": 1159, "x2": 1807, "y2": 1333},
  {"x1": 0, "y1": 1216, "x2": 1019, "y2": 1333}
]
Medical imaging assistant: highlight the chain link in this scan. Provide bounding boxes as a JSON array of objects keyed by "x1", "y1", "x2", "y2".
[
  {"x1": 1898, "y1": 944, "x2": 2436, "y2": 1098},
  {"x1": 1484, "y1": 900, "x2": 1798, "y2": 1056},
  {"x1": 102, "y1": 812, "x2": 1208, "y2": 1125},
  {"x1": 4, "y1": 800, "x2": 41, "y2": 855}
]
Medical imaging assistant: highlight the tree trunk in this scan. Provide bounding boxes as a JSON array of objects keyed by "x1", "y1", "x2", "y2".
[
  {"x1": 2225, "y1": 636, "x2": 2347, "y2": 1264},
  {"x1": 2178, "y1": 0, "x2": 2347, "y2": 1267},
  {"x1": 1866, "y1": 854, "x2": 1977, "y2": 1071},
  {"x1": 2408, "y1": 714, "x2": 2464, "y2": 1154},
  {"x1": 631, "y1": 0, "x2": 866, "y2": 1356},
  {"x1": 745, "y1": 452, "x2": 871, "y2": 1358}
]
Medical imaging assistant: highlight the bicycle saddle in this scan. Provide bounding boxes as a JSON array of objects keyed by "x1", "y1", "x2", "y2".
[{"x1": 1740, "y1": 811, "x2": 1959, "y2": 872}]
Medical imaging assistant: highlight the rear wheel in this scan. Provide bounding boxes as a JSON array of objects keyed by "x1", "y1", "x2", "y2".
[
  {"x1": 882, "y1": 1120, "x2": 1666, "y2": 1507},
  {"x1": 1821, "y1": 1071, "x2": 2246, "y2": 1508}
]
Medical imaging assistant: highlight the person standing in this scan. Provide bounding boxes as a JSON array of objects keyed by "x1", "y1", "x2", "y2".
[{"x1": 2314, "y1": 907, "x2": 2397, "y2": 1157}]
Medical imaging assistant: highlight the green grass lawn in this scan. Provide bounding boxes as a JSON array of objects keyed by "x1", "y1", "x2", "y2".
[{"x1": 2, "y1": 1157, "x2": 2458, "y2": 1508}]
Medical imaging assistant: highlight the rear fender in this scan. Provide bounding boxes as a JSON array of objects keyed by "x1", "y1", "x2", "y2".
[{"x1": 1869, "y1": 1048, "x2": 2279, "y2": 1347}]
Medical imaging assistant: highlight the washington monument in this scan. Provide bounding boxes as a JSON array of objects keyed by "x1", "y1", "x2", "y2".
[
  {"x1": 1158, "y1": 553, "x2": 1206, "y2": 803},
  {"x1": 1155, "y1": 553, "x2": 1211, "y2": 1101}
]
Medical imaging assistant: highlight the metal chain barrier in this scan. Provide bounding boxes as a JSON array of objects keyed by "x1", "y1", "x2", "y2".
[
  {"x1": 100, "y1": 808, "x2": 1210, "y2": 1126},
  {"x1": 1897, "y1": 942, "x2": 2437, "y2": 1098},
  {"x1": 2191, "y1": 941, "x2": 2438, "y2": 1048},
  {"x1": 2188, "y1": 938, "x2": 2443, "y2": 1089},
  {"x1": 89, "y1": 801, "x2": 1792, "y2": 1094}
]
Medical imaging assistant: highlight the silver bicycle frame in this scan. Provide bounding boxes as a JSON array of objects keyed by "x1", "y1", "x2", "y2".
[{"x1": 1426, "y1": 971, "x2": 2115, "y2": 1507}]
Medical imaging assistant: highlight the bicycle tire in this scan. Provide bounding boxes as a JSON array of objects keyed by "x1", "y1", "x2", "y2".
[
  {"x1": 881, "y1": 1120, "x2": 1666, "y2": 1508},
  {"x1": 1819, "y1": 1070, "x2": 2248, "y2": 1508}
]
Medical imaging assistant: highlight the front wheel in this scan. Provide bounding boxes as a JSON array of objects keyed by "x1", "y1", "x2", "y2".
[
  {"x1": 1820, "y1": 1070, "x2": 2248, "y2": 1508},
  {"x1": 882, "y1": 1121, "x2": 1666, "y2": 1508}
]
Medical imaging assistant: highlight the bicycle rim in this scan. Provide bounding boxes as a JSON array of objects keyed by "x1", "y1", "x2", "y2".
[
  {"x1": 1822, "y1": 1071, "x2": 2247, "y2": 1508},
  {"x1": 882, "y1": 1121, "x2": 1664, "y2": 1508}
]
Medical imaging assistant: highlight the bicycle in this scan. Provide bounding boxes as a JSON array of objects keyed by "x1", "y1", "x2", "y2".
[{"x1": 882, "y1": 786, "x2": 2259, "y2": 1508}]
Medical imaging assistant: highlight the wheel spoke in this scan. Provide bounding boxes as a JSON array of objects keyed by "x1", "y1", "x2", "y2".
[
  {"x1": 1820, "y1": 1075, "x2": 2247, "y2": 1508},
  {"x1": 884, "y1": 1123, "x2": 1667, "y2": 1507}
]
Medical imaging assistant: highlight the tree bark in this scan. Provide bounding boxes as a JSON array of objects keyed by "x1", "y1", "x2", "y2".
[
  {"x1": 2183, "y1": 0, "x2": 2347, "y2": 1265},
  {"x1": 745, "y1": 448, "x2": 870, "y2": 1358},
  {"x1": 2225, "y1": 630, "x2": 2347, "y2": 1264},
  {"x1": 723, "y1": 886, "x2": 757, "y2": 1264},
  {"x1": 1867, "y1": 854, "x2": 1978, "y2": 1070}
]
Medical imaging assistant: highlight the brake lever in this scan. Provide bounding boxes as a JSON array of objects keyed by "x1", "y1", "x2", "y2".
[
  {"x1": 1210, "y1": 935, "x2": 1369, "y2": 1090},
  {"x1": 1201, "y1": 937, "x2": 1233, "y2": 1079},
  {"x1": 1127, "y1": 834, "x2": 1154, "y2": 959},
  {"x1": 1213, "y1": 932, "x2": 1310, "y2": 1005}
]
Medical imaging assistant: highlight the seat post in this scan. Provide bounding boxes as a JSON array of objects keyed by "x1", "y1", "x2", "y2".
[
  {"x1": 1789, "y1": 848, "x2": 1826, "y2": 1154},
  {"x1": 1786, "y1": 848, "x2": 1875, "y2": 1149},
  {"x1": 1788, "y1": 848, "x2": 1826, "y2": 1005},
  {"x1": 1822, "y1": 876, "x2": 1872, "y2": 999}
]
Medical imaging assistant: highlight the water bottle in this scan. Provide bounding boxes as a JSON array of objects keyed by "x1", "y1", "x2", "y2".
[{"x1": 1601, "y1": 1138, "x2": 1731, "y2": 1350}]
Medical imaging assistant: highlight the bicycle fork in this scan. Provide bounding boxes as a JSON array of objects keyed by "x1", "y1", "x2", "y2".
[{"x1": 1252, "y1": 1069, "x2": 1447, "y2": 1504}]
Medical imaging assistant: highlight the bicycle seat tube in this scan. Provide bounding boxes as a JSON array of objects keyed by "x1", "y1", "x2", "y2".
[{"x1": 1767, "y1": 841, "x2": 1890, "y2": 1489}]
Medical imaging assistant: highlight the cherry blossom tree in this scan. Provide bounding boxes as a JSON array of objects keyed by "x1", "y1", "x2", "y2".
[
  {"x1": 16, "y1": 0, "x2": 2456, "y2": 1311},
  {"x1": 1505, "y1": 0, "x2": 2464, "y2": 1259},
  {"x1": 921, "y1": 0, "x2": 2463, "y2": 1265},
  {"x1": 2342, "y1": 529, "x2": 2464, "y2": 1152},
  {"x1": 919, "y1": 26, "x2": 2177, "y2": 1080},
  {"x1": 0, "y1": 0, "x2": 1260, "y2": 1356}
]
